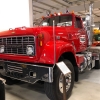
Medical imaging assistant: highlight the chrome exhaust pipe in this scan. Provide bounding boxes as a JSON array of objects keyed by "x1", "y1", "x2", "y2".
[
  {"x1": 89, "y1": 2, "x2": 93, "y2": 46},
  {"x1": 85, "y1": 2, "x2": 93, "y2": 46}
]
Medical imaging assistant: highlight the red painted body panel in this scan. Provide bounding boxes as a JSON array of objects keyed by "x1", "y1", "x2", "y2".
[
  {"x1": 0, "y1": 13, "x2": 88, "y2": 65},
  {"x1": 39, "y1": 41, "x2": 76, "y2": 64},
  {"x1": 76, "y1": 54, "x2": 84, "y2": 67}
]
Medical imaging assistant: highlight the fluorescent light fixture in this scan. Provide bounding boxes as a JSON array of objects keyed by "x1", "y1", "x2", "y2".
[{"x1": 91, "y1": 24, "x2": 95, "y2": 26}]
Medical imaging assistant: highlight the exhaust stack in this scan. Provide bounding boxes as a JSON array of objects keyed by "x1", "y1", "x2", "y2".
[{"x1": 85, "y1": 2, "x2": 93, "y2": 46}]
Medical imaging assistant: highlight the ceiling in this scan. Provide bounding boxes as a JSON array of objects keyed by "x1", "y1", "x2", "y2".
[{"x1": 32, "y1": 0, "x2": 100, "y2": 27}]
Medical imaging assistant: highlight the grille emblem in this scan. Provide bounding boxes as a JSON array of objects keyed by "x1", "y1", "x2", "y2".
[
  {"x1": 11, "y1": 32, "x2": 15, "y2": 34},
  {"x1": 21, "y1": 64, "x2": 27, "y2": 68}
]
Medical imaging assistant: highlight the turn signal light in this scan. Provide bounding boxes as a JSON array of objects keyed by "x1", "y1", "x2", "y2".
[
  {"x1": 50, "y1": 14, "x2": 54, "y2": 17},
  {"x1": 39, "y1": 41, "x2": 43, "y2": 46},
  {"x1": 38, "y1": 33, "x2": 44, "y2": 46},
  {"x1": 54, "y1": 12, "x2": 57, "y2": 16}
]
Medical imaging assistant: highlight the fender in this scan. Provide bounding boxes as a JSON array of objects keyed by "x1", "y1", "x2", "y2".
[{"x1": 39, "y1": 40, "x2": 76, "y2": 64}]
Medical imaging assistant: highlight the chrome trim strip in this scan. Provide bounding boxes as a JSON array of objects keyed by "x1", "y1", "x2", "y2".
[
  {"x1": 5, "y1": 60, "x2": 51, "y2": 68},
  {"x1": 49, "y1": 67, "x2": 53, "y2": 83}
]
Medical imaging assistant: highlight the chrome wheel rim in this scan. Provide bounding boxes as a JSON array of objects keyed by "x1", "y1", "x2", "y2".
[{"x1": 59, "y1": 73, "x2": 72, "y2": 93}]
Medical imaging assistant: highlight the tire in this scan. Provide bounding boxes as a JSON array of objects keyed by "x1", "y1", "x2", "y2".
[
  {"x1": 0, "y1": 80, "x2": 5, "y2": 100},
  {"x1": 44, "y1": 60, "x2": 75, "y2": 100},
  {"x1": 94, "y1": 60, "x2": 100, "y2": 69},
  {"x1": 0, "y1": 75, "x2": 20, "y2": 85},
  {"x1": 5, "y1": 77, "x2": 20, "y2": 85}
]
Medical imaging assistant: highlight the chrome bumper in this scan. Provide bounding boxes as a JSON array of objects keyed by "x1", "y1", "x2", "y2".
[{"x1": 0, "y1": 60, "x2": 53, "y2": 83}]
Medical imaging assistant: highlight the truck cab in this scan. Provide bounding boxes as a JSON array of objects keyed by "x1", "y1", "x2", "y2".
[
  {"x1": 0, "y1": 12, "x2": 96, "y2": 100},
  {"x1": 40, "y1": 13, "x2": 88, "y2": 53}
]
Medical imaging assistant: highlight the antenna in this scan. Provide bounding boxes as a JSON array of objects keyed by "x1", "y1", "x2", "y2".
[{"x1": 53, "y1": 20, "x2": 56, "y2": 67}]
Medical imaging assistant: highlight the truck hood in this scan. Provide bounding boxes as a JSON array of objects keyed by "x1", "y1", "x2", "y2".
[
  {"x1": 0, "y1": 26, "x2": 73, "y2": 37},
  {"x1": 0, "y1": 27, "x2": 41, "y2": 37}
]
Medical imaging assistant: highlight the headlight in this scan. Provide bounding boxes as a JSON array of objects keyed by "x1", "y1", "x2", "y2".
[
  {"x1": 0, "y1": 45, "x2": 4, "y2": 53},
  {"x1": 26, "y1": 45, "x2": 34, "y2": 56}
]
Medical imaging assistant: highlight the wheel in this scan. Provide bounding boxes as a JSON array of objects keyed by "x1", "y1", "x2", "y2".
[
  {"x1": 0, "y1": 75, "x2": 20, "y2": 85},
  {"x1": 94, "y1": 60, "x2": 100, "y2": 69},
  {"x1": 44, "y1": 60, "x2": 75, "y2": 100}
]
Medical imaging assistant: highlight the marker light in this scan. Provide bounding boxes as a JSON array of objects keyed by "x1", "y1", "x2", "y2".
[
  {"x1": 58, "y1": 12, "x2": 62, "y2": 15},
  {"x1": 71, "y1": 11, "x2": 74, "y2": 14},
  {"x1": 50, "y1": 14, "x2": 54, "y2": 17},
  {"x1": 54, "y1": 13, "x2": 57, "y2": 16}
]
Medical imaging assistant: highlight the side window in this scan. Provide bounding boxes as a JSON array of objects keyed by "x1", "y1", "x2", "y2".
[
  {"x1": 75, "y1": 17, "x2": 82, "y2": 28},
  {"x1": 40, "y1": 18, "x2": 49, "y2": 26},
  {"x1": 58, "y1": 15, "x2": 72, "y2": 26}
]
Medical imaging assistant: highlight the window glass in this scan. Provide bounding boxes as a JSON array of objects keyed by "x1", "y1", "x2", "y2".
[
  {"x1": 49, "y1": 16, "x2": 59, "y2": 26},
  {"x1": 75, "y1": 17, "x2": 82, "y2": 28},
  {"x1": 39, "y1": 15, "x2": 72, "y2": 27},
  {"x1": 40, "y1": 18, "x2": 49, "y2": 26},
  {"x1": 57, "y1": 15, "x2": 72, "y2": 26},
  {"x1": 94, "y1": 34, "x2": 100, "y2": 41}
]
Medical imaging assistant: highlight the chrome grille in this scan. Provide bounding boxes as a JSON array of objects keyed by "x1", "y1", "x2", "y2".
[
  {"x1": 0, "y1": 36, "x2": 35, "y2": 55},
  {"x1": 7, "y1": 64, "x2": 23, "y2": 73}
]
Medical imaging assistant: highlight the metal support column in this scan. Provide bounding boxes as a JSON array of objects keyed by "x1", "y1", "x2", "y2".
[
  {"x1": 29, "y1": 0, "x2": 34, "y2": 27},
  {"x1": 89, "y1": 2, "x2": 93, "y2": 45}
]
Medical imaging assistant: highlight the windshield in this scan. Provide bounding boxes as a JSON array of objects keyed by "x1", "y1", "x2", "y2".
[{"x1": 39, "y1": 15, "x2": 72, "y2": 27}]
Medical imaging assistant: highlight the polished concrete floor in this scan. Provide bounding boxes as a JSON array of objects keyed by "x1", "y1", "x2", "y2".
[{"x1": 6, "y1": 69, "x2": 100, "y2": 100}]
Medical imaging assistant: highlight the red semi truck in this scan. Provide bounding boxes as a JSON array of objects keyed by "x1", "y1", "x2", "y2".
[{"x1": 0, "y1": 10, "x2": 100, "y2": 100}]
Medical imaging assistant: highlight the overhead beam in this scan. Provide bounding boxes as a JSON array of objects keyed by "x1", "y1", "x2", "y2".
[
  {"x1": 94, "y1": 16, "x2": 100, "y2": 22},
  {"x1": 93, "y1": 12, "x2": 100, "y2": 17},
  {"x1": 33, "y1": 10, "x2": 42, "y2": 13},
  {"x1": 29, "y1": 0, "x2": 34, "y2": 27},
  {"x1": 62, "y1": 0, "x2": 73, "y2": 5},
  {"x1": 35, "y1": 0, "x2": 59, "y2": 10},
  {"x1": 34, "y1": 1, "x2": 100, "y2": 19},
  {"x1": 78, "y1": 12, "x2": 86, "y2": 15},
  {"x1": 33, "y1": 5, "x2": 49, "y2": 11},
  {"x1": 52, "y1": 0, "x2": 69, "y2": 7}
]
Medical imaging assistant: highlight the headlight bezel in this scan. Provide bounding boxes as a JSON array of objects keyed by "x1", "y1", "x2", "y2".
[
  {"x1": 0, "y1": 45, "x2": 4, "y2": 53},
  {"x1": 26, "y1": 45, "x2": 34, "y2": 56}
]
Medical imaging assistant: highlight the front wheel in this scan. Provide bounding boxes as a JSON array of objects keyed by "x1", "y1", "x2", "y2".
[
  {"x1": 5, "y1": 77, "x2": 20, "y2": 85},
  {"x1": 44, "y1": 60, "x2": 75, "y2": 100},
  {"x1": 94, "y1": 60, "x2": 100, "y2": 69}
]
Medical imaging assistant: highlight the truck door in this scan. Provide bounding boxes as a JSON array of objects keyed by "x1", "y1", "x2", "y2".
[{"x1": 74, "y1": 16, "x2": 87, "y2": 52}]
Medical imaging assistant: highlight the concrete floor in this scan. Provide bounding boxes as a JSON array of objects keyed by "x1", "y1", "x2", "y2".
[{"x1": 6, "y1": 69, "x2": 100, "y2": 100}]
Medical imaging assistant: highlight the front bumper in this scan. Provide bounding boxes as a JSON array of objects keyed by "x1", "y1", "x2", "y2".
[{"x1": 0, "y1": 60, "x2": 53, "y2": 83}]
